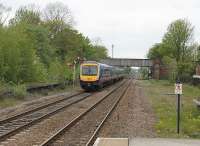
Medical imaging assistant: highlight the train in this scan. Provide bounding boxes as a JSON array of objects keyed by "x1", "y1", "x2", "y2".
[{"x1": 79, "y1": 61, "x2": 125, "y2": 91}]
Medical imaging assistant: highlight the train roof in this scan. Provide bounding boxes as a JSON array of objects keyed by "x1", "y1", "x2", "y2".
[
  {"x1": 82, "y1": 61, "x2": 112, "y2": 68},
  {"x1": 82, "y1": 61, "x2": 98, "y2": 64},
  {"x1": 82, "y1": 61, "x2": 125, "y2": 71}
]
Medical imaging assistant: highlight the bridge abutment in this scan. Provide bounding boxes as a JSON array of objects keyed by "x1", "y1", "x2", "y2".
[{"x1": 152, "y1": 59, "x2": 160, "y2": 79}]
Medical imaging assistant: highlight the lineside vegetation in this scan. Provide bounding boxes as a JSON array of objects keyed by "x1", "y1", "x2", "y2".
[
  {"x1": 0, "y1": 2, "x2": 108, "y2": 94},
  {"x1": 147, "y1": 19, "x2": 198, "y2": 82},
  {"x1": 139, "y1": 80, "x2": 200, "y2": 138}
]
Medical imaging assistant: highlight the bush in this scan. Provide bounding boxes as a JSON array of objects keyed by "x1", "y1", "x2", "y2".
[
  {"x1": 11, "y1": 84, "x2": 27, "y2": 98},
  {"x1": 34, "y1": 59, "x2": 48, "y2": 82},
  {"x1": 162, "y1": 56, "x2": 177, "y2": 82},
  {"x1": 48, "y1": 60, "x2": 73, "y2": 82}
]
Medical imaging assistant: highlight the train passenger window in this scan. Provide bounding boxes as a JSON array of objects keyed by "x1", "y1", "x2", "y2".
[
  {"x1": 103, "y1": 69, "x2": 110, "y2": 76},
  {"x1": 82, "y1": 66, "x2": 98, "y2": 75}
]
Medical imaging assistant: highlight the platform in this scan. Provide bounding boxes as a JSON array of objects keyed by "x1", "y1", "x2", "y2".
[
  {"x1": 93, "y1": 138, "x2": 200, "y2": 146},
  {"x1": 130, "y1": 138, "x2": 200, "y2": 146},
  {"x1": 93, "y1": 138, "x2": 128, "y2": 146}
]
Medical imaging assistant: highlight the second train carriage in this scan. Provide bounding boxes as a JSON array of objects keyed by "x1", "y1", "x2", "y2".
[{"x1": 80, "y1": 61, "x2": 125, "y2": 90}]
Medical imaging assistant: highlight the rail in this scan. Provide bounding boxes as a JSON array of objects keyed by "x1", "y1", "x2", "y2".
[
  {"x1": 86, "y1": 80, "x2": 131, "y2": 146},
  {"x1": 39, "y1": 80, "x2": 128, "y2": 146},
  {"x1": 39, "y1": 80, "x2": 129, "y2": 146},
  {"x1": 0, "y1": 92, "x2": 89, "y2": 141}
]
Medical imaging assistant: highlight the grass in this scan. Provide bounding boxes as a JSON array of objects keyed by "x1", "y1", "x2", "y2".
[
  {"x1": 0, "y1": 83, "x2": 26, "y2": 109},
  {"x1": 138, "y1": 79, "x2": 200, "y2": 138}
]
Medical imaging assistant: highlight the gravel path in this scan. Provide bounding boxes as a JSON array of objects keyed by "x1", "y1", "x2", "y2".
[{"x1": 98, "y1": 80, "x2": 156, "y2": 138}]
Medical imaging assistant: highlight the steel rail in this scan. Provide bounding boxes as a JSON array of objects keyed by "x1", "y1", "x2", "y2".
[
  {"x1": 39, "y1": 80, "x2": 127, "y2": 146},
  {"x1": 0, "y1": 92, "x2": 84, "y2": 125},
  {"x1": 0, "y1": 92, "x2": 90, "y2": 141},
  {"x1": 86, "y1": 80, "x2": 131, "y2": 146}
]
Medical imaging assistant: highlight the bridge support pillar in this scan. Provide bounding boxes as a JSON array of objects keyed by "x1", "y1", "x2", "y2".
[
  {"x1": 196, "y1": 64, "x2": 200, "y2": 75},
  {"x1": 152, "y1": 59, "x2": 160, "y2": 79}
]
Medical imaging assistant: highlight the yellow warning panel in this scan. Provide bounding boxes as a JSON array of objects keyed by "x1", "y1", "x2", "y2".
[{"x1": 93, "y1": 138, "x2": 128, "y2": 146}]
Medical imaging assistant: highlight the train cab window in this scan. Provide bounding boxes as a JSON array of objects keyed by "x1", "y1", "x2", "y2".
[{"x1": 82, "y1": 65, "x2": 98, "y2": 76}]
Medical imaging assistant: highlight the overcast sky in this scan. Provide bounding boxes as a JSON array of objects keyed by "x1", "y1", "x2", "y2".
[{"x1": 2, "y1": 0, "x2": 200, "y2": 58}]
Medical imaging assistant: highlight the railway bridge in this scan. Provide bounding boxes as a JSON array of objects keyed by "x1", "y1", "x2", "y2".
[{"x1": 100, "y1": 58, "x2": 163, "y2": 79}]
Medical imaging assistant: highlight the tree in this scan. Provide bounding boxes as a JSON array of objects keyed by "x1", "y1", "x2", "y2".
[
  {"x1": 85, "y1": 45, "x2": 108, "y2": 61},
  {"x1": 9, "y1": 5, "x2": 41, "y2": 25},
  {"x1": 147, "y1": 43, "x2": 163, "y2": 59},
  {"x1": 0, "y1": 3, "x2": 11, "y2": 26},
  {"x1": 43, "y1": 2, "x2": 74, "y2": 27},
  {"x1": 194, "y1": 44, "x2": 200, "y2": 62},
  {"x1": 163, "y1": 19, "x2": 194, "y2": 62},
  {"x1": 147, "y1": 19, "x2": 195, "y2": 81},
  {"x1": 24, "y1": 25, "x2": 55, "y2": 66},
  {"x1": 0, "y1": 2, "x2": 108, "y2": 85}
]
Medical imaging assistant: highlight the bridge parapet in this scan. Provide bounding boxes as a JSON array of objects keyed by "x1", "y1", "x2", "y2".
[
  {"x1": 100, "y1": 58, "x2": 163, "y2": 79},
  {"x1": 100, "y1": 58, "x2": 153, "y2": 67}
]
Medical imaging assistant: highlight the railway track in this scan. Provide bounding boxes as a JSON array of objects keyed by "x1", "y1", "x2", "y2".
[
  {"x1": 0, "y1": 92, "x2": 91, "y2": 141},
  {"x1": 39, "y1": 80, "x2": 131, "y2": 146}
]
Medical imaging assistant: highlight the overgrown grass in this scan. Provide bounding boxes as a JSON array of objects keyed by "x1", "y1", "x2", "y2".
[
  {"x1": 0, "y1": 83, "x2": 27, "y2": 108},
  {"x1": 138, "y1": 80, "x2": 200, "y2": 138},
  {"x1": 10, "y1": 84, "x2": 27, "y2": 98},
  {"x1": 0, "y1": 81, "x2": 8, "y2": 94},
  {"x1": 0, "y1": 81, "x2": 79, "y2": 109}
]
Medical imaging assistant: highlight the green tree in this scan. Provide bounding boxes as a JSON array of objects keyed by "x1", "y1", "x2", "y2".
[
  {"x1": 0, "y1": 2, "x2": 108, "y2": 85},
  {"x1": 0, "y1": 28, "x2": 21, "y2": 83},
  {"x1": 25, "y1": 25, "x2": 55, "y2": 66},
  {"x1": 147, "y1": 43, "x2": 163, "y2": 59},
  {"x1": 147, "y1": 19, "x2": 195, "y2": 81},
  {"x1": 163, "y1": 19, "x2": 194, "y2": 62}
]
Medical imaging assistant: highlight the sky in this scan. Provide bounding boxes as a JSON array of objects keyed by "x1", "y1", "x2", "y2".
[{"x1": 1, "y1": 0, "x2": 200, "y2": 58}]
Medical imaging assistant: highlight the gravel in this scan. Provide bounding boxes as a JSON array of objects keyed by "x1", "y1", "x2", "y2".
[
  {"x1": 98, "y1": 80, "x2": 156, "y2": 138},
  {"x1": 0, "y1": 79, "x2": 156, "y2": 146},
  {"x1": 0, "y1": 81, "x2": 123, "y2": 146},
  {"x1": 51, "y1": 81, "x2": 129, "y2": 146},
  {"x1": 0, "y1": 90, "x2": 82, "y2": 121}
]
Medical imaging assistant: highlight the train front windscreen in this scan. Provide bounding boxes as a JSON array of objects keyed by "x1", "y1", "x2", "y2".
[{"x1": 82, "y1": 65, "x2": 98, "y2": 76}]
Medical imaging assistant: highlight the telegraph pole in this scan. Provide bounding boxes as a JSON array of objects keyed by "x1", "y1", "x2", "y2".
[{"x1": 112, "y1": 44, "x2": 114, "y2": 58}]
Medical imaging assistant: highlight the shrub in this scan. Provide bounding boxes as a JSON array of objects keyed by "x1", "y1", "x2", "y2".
[{"x1": 11, "y1": 84, "x2": 27, "y2": 98}]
